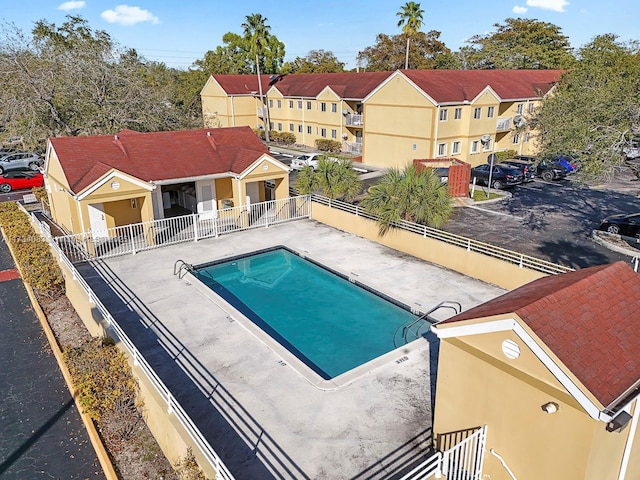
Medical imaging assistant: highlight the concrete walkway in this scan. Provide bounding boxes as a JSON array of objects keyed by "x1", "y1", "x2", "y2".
[
  {"x1": 0, "y1": 240, "x2": 104, "y2": 479},
  {"x1": 77, "y1": 219, "x2": 505, "y2": 479}
]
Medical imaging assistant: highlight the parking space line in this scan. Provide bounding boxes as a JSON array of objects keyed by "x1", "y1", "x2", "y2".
[{"x1": 467, "y1": 205, "x2": 523, "y2": 219}]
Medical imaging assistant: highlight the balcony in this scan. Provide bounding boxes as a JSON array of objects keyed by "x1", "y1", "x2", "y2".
[
  {"x1": 257, "y1": 106, "x2": 266, "y2": 118},
  {"x1": 344, "y1": 142, "x2": 362, "y2": 154},
  {"x1": 346, "y1": 114, "x2": 364, "y2": 127},
  {"x1": 496, "y1": 117, "x2": 512, "y2": 131}
]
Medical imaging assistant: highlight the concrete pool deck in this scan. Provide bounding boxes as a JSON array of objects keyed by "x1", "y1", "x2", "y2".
[{"x1": 76, "y1": 219, "x2": 506, "y2": 479}]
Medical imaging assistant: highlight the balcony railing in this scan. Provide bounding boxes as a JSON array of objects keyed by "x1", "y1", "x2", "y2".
[
  {"x1": 496, "y1": 117, "x2": 512, "y2": 131},
  {"x1": 257, "y1": 106, "x2": 266, "y2": 118},
  {"x1": 346, "y1": 114, "x2": 364, "y2": 127},
  {"x1": 344, "y1": 141, "x2": 362, "y2": 154}
]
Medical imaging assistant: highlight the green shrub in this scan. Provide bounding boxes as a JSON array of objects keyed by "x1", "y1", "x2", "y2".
[
  {"x1": 253, "y1": 128, "x2": 266, "y2": 141},
  {"x1": 315, "y1": 139, "x2": 342, "y2": 153},
  {"x1": 271, "y1": 131, "x2": 296, "y2": 144},
  {"x1": 0, "y1": 202, "x2": 64, "y2": 298},
  {"x1": 495, "y1": 150, "x2": 517, "y2": 161}
]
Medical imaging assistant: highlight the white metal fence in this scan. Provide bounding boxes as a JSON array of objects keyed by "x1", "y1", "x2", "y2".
[
  {"x1": 309, "y1": 194, "x2": 574, "y2": 276},
  {"x1": 32, "y1": 213, "x2": 237, "y2": 480},
  {"x1": 54, "y1": 196, "x2": 311, "y2": 262},
  {"x1": 399, "y1": 425, "x2": 487, "y2": 480}
]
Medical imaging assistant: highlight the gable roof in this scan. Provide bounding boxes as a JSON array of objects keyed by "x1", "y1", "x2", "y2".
[
  {"x1": 48, "y1": 127, "x2": 270, "y2": 194},
  {"x1": 401, "y1": 69, "x2": 563, "y2": 103},
  {"x1": 211, "y1": 72, "x2": 393, "y2": 100},
  {"x1": 439, "y1": 261, "x2": 640, "y2": 409}
]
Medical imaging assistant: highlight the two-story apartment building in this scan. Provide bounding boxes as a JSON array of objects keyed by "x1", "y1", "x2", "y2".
[{"x1": 201, "y1": 70, "x2": 563, "y2": 169}]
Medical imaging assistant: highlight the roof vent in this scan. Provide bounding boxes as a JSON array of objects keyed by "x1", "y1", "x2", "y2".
[
  {"x1": 114, "y1": 135, "x2": 119, "y2": 140},
  {"x1": 207, "y1": 131, "x2": 211, "y2": 137}
]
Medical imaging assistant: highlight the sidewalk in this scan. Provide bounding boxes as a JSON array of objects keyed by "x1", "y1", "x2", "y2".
[{"x1": 0, "y1": 239, "x2": 104, "y2": 479}]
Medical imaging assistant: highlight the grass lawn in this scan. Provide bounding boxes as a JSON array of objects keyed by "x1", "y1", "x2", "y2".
[{"x1": 469, "y1": 189, "x2": 504, "y2": 201}]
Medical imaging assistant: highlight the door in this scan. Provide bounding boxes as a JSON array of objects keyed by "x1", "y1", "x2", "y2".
[
  {"x1": 246, "y1": 182, "x2": 260, "y2": 205},
  {"x1": 88, "y1": 203, "x2": 108, "y2": 238}
]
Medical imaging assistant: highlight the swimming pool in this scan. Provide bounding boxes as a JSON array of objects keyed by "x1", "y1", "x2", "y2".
[{"x1": 192, "y1": 247, "x2": 418, "y2": 380}]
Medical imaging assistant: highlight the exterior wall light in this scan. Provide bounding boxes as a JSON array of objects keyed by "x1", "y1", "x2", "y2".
[{"x1": 541, "y1": 402, "x2": 559, "y2": 414}]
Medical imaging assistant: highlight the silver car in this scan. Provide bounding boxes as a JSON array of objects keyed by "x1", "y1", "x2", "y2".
[{"x1": 0, "y1": 152, "x2": 43, "y2": 174}]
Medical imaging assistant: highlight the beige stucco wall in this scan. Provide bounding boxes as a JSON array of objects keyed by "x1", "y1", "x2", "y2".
[
  {"x1": 311, "y1": 202, "x2": 547, "y2": 290},
  {"x1": 45, "y1": 148, "x2": 82, "y2": 234},
  {"x1": 201, "y1": 78, "x2": 259, "y2": 129},
  {"x1": 433, "y1": 334, "x2": 633, "y2": 480}
]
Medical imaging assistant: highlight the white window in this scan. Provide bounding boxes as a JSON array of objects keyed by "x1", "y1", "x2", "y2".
[
  {"x1": 474, "y1": 107, "x2": 481, "y2": 119},
  {"x1": 517, "y1": 104, "x2": 524, "y2": 114},
  {"x1": 277, "y1": 123, "x2": 282, "y2": 131},
  {"x1": 437, "y1": 143, "x2": 447, "y2": 156},
  {"x1": 277, "y1": 100, "x2": 282, "y2": 108},
  {"x1": 512, "y1": 133, "x2": 520, "y2": 144},
  {"x1": 331, "y1": 103, "x2": 337, "y2": 113},
  {"x1": 321, "y1": 128, "x2": 327, "y2": 137},
  {"x1": 471, "y1": 140, "x2": 480, "y2": 153},
  {"x1": 528, "y1": 103, "x2": 535, "y2": 113},
  {"x1": 331, "y1": 129, "x2": 337, "y2": 139},
  {"x1": 298, "y1": 100, "x2": 303, "y2": 109},
  {"x1": 269, "y1": 99, "x2": 273, "y2": 108},
  {"x1": 487, "y1": 106, "x2": 494, "y2": 118},
  {"x1": 298, "y1": 124, "x2": 303, "y2": 133},
  {"x1": 452, "y1": 141, "x2": 461, "y2": 154},
  {"x1": 269, "y1": 122, "x2": 274, "y2": 130},
  {"x1": 307, "y1": 125, "x2": 312, "y2": 134},
  {"x1": 524, "y1": 132, "x2": 530, "y2": 143},
  {"x1": 289, "y1": 100, "x2": 294, "y2": 108},
  {"x1": 483, "y1": 139, "x2": 491, "y2": 151},
  {"x1": 289, "y1": 123, "x2": 294, "y2": 131},
  {"x1": 306, "y1": 101, "x2": 312, "y2": 110},
  {"x1": 439, "y1": 109, "x2": 448, "y2": 121},
  {"x1": 454, "y1": 108, "x2": 462, "y2": 120},
  {"x1": 321, "y1": 102, "x2": 327, "y2": 112}
]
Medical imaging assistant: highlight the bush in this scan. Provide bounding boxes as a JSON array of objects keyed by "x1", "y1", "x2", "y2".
[
  {"x1": 174, "y1": 448, "x2": 208, "y2": 480},
  {"x1": 315, "y1": 139, "x2": 342, "y2": 153},
  {"x1": 271, "y1": 131, "x2": 296, "y2": 144},
  {"x1": 0, "y1": 202, "x2": 64, "y2": 298},
  {"x1": 495, "y1": 150, "x2": 517, "y2": 162},
  {"x1": 253, "y1": 128, "x2": 265, "y2": 141},
  {"x1": 32, "y1": 186, "x2": 49, "y2": 207}
]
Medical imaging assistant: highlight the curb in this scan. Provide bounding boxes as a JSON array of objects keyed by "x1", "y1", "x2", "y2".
[
  {"x1": 592, "y1": 230, "x2": 640, "y2": 258},
  {"x1": 0, "y1": 224, "x2": 118, "y2": 480}
]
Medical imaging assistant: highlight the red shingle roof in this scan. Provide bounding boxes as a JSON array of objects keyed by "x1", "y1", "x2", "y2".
[
  {"x1": 402, "y1": 69, "x2": 563, "y2": 103},
  {"x1": 211, "y1": 72, "x2": 393, "y2": 99},
  {"x1": 441, "y1": 262, "x2": 640, "y2": 408},
  {"x1": 49, "y1": 127, "x2": 269, "y2": 193}
]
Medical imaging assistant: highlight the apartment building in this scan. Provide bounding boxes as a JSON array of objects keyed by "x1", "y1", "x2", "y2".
[{"x1": 201, "y1": 69, "x2": 563, "y2": 169}]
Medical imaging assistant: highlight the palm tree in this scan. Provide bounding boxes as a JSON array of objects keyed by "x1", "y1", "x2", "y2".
[
  {"x1": 294, "y1": 157, "x2": 362, "y2": 203},
  {"x1": 396, "y1": 2, "x2": 424, "y2": 70},
  {"x1": 242, "y1": 13, "x2": 271, "y2": 140},
  {"x1": 361, "y1": 163, "x2": 452, "y2": 235}
]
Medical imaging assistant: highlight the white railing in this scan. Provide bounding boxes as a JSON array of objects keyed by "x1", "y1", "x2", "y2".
[
  {"x1": 441, "y1": 425, "x2": 487, "y2": 480},
  {"x1": 31, "y1": 214, "x2": 237, "y2": 480},
  {"x1": 496, "y1": 117, "x2": 512, "y2": 131},
  {"x1": 344, "y1": 141, "x2": 363, "y2": 154},
  {"x1": 308, "y1": 193, "x2": 573, "y2": 276},
  {"x1": 54, "y1": 196, "x2": 312, "y2": 262},
  {"x1": 346, "y1": 114, "x2": 364, "y2": 126},
  {"x1": 399, "y1": 426, "x2": 487, "y2": 480}
]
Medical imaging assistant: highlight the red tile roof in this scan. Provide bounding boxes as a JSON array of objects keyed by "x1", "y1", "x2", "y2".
[
  {"x1": 441, "y1": 262, "x2": 640, "y2": 408},
  {"x1": 49, "y1": 127, "x2": 269, "y2": 193},
  {"x1": 211, "y1": 72, "x2": 393, "y2": 99},
  {"x1": 402, "y1": 69, "x2": 563, "y2": 103}
]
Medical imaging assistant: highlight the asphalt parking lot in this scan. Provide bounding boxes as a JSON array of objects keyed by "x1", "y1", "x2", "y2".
[{"x1": 444, "y1": 175, "x2": 639, "y2": 269}]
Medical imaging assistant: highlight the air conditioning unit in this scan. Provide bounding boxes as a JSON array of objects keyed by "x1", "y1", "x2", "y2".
[
  {"x1": 341, "y1": 133, "x2": 348, "y2": 140},
  {"x1": 342, "y1": 109, "x2": 350, "y2": 115},
  {"x1": 481, "y1": 134, "x2": 491, "y2": 144},
  {"x1": 514, "y1": 115, "x2": 525, "y2": 127}
]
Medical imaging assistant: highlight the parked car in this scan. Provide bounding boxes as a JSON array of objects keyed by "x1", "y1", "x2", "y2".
[
  {"x1": 553, "y1": 154, "x2": 578, "y2": 174},
  {"x1": 0, "y1": 171, "x2": 44, "y2": 193},
  {"x1": 536, "y1": 159, "x2": 568, "y2": 182},
  {"x1": 471, "y1": 164, "x2": 524, "y2": 189},
  {"x1": 0, "y1": 152, "x2": 43, "y2": 174},
  {"x1": 290, "y1": 153, "x2": 323, "y2": 171},
  {"x1": 623, "y1": 142, "x2": 640, "y2": 160},
  {"x1": 598, "y1": 212, "x2": 640, "y2": 237},
  {"x1": 501, "y1": 159, "x2": 536, "y2": 182}
]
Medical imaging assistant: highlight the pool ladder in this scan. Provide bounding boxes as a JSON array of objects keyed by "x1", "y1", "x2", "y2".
[
  {"x1": 174, "y1": 259, "x2": 194, "y2": 279},
  {"x1": 393, "y1": 301, "x2": 462, "y2": 348}
]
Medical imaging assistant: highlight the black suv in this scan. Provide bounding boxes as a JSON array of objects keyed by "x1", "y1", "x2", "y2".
[
  {"x1": 471, "y1": 163, "x2": 524, "y2": 189},
  {"x1": 501, "y1": 159, "x2": 536, "y2": 182},
  {"x1": 513, "y1": 155, "x2": 567, "y2": 181}
]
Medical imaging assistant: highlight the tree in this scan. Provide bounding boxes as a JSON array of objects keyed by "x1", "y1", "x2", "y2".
[
  {"x1": 283, "y1": 50, "x2": 345, "y2": 73},
  {"x1": 0, "y1": 16, "x2": 185, "y2": 148},
  {"x1": 360, "y1": 164, "x2": 452, "y2": 235},
  {"x1": 461, "y1": 17, "x2": 575, "y2": 70},
  {"x1": 295, "y1": 157, "x2": 362, "y2": 202},
  {"x1": 532, "y1": 34, "x2": 640, "y2": 181},
  {"x1": 357, "y1": 31, "x2": 453, "y2": 71},
  {"x1": 396, "y1": 1, "x2": 424, "y2": 69}
]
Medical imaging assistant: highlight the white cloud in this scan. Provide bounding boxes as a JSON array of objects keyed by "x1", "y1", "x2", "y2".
[
  {"x1": 513, "y1": 5, "x2": 528, "y2": 13},
  {"x1": 101, "y1": 5, "x2": 160, "y2": 26},
  {"x1": 526, "y1": 0, "x2": 569, "y2": 12},
  {"x1": 57, "y1": 1, "x2": 85, "y2": 10}
]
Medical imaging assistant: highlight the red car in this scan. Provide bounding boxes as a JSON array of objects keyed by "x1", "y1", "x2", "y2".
[{"x1": 0, "y1": 171, "x2": 44, "y2": 193}]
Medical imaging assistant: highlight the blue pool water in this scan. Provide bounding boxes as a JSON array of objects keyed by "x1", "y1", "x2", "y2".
[{"x1": 194, "y1": 247, "x2": 418, "y2": 380}]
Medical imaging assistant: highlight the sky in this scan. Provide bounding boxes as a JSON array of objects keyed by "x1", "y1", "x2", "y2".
[{"x1": 0, "y1": 1, "x2": 637, "y2": 70}]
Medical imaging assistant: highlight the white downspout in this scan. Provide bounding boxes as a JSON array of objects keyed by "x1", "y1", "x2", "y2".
[
  {"x1": 618, "y1": 400, "x2": 640, "y2": 480},
  {"x1": 433, "y1": 105, "x2": 440, "y2": 158},
  {"x1": 231, "y1": 96, "x2": 236, "y2": 127},
  {"x1": 301, "y1": 97, "x2": 305, "y2": 145}
]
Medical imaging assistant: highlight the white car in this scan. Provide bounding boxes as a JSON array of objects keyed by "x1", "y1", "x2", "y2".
[{"x1": 290, "y1": 153, "x2": 323, "y2": 171}]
